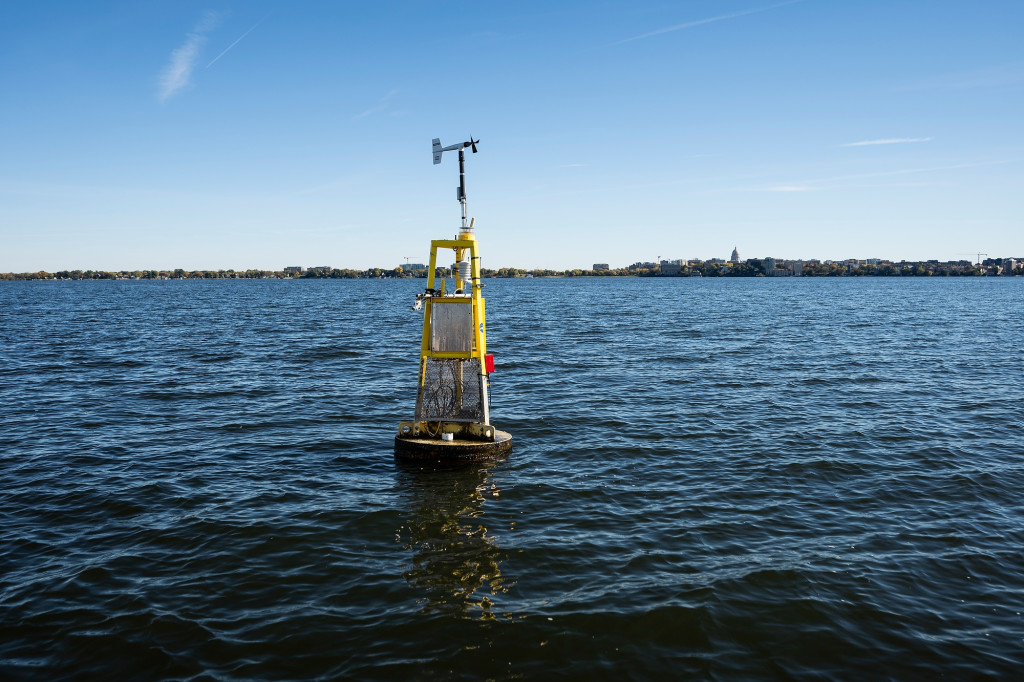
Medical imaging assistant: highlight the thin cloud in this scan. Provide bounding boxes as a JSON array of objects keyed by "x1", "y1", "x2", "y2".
[
  {"x1": 158, "y1": 11, "x2": 220, "y2": 103},
  {"x1": 207, "y1": 15, "x2": 268, "y2": 68},
  {"x1": 808, "y1": 159, "x2": 1015, "y2": 184},
  {"x1": 841, "y1": 137, "x2": 933, "y2": 147},
  {"x1": 618, "y1": 0, "x2": 802, "y2": 44},
  {"x1": 724, "y1": 159, "x2": 1017, "y2": 194},
  {"x1": 750, "y1": 159, "x2": 1018, "y2": 192},
  {"x1": 726, "y1": 184, "x2": 814, "y2": 192},
  {"x1": 352, "y1": 90, "x2": 398, "y2": 120}
]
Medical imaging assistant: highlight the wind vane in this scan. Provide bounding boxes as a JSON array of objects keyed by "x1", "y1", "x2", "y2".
[{"x1": 432, "y1": 137, "x2": 479, "y2": 232}]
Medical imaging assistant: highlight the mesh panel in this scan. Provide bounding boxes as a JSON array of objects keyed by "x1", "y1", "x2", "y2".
[{"x1": 417, "y1": 357, "x2": 484, "y2": 422}]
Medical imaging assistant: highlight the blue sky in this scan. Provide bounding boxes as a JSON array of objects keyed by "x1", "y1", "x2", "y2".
[{"x1": 1, "y1": 1, "x2": 1021, "y2": 271}]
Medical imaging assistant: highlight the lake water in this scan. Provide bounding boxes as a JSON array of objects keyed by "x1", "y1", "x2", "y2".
[{"x1": 2, "y1": 277, "x2": 1022, "y2": 679}]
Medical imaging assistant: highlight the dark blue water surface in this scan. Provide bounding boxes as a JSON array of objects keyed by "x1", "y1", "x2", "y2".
[{"x1": 2, "y1": 277, "x2": 1023, "y2": 680}]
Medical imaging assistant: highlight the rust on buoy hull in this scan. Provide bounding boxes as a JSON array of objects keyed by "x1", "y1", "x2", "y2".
[{"x1": 394, "y1": 430, "x2": 512, "y2": 463}]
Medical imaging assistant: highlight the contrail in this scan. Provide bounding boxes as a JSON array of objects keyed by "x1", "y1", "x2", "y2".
[
  {"x1": 206, "y1": 16, "x2": 267, "y2": 68},
  {"x1": 618, "y1": 0, "x2": 803, "y2": 44},
  {"x1": 840, "y1": 137, "x2": 933, "y2": 147}
]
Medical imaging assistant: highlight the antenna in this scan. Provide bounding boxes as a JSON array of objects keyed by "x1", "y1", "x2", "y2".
[{"x1": 431, "y1": 136, "x2": 480, "y2": 231}]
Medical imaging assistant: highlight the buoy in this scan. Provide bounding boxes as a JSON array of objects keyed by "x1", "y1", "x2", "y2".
[{"x1": 395, "y1": 137, "x2": 513, "y2": 463}]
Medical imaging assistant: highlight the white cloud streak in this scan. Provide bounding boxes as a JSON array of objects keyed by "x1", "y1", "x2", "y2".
[
  {"x1": 158, "y1": 11, "x2": 220, "y2": 103},
  {"x1": 749, "y1": 159, "x2": 1018, "y2": 192},
  {"x1": 841, "y1": 137, "x2": 933, "y2": 147},
  {"x1": 811, "y1": 159, "x2": 1017, "y2": 183},
  {"x1": 207, "y1": 15, "x2": 267, "y2": 68},
  {"x1": 352, "y1": 90, "x2": 398, "y2": 120},
  {"x1": 618, "y1": 0, "x2": 803, "y2": 44},
  {"x1": 727, "y1": 159, "x2": 1017, "y2": 193}
]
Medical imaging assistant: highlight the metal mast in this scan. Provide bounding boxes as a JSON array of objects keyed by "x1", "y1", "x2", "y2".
[{"x1": 432, "y1": 136, "x2": 479, "y2": 233}]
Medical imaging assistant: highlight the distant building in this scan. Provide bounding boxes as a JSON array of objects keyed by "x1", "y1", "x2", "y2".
[
  {"x1": 730, "y1": 246, "x2": 740, "y2": 264},
  {"x1": 660, "y1": 260, "x2": 681, "y2": 275},
  {"x1": 284, "y1": 266, "x2": 304, "y2": 274},
  {"x1": 1004, "y1": 258, "x2": 1017, "y2": 275},
  {"x1": 401, "y1": 263, "x2": 427, "y2": 271},
  {"x1": 593, "y1": 263, "x2": 610, "y2": 271},
  {"x1": 763, "y1": 257, "x2": 799, "y2": 276},
  {"x1": 866, "y1": 258, "x2": 881, "y2": 265}
]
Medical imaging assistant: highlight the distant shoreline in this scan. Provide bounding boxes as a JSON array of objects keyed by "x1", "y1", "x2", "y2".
[{"x1": 2, "y1": 261, "x2": 1020, "y2": 282}]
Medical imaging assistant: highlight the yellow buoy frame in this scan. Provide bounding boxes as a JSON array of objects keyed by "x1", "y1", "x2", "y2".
[{"x1": 397, "y1": 233, "x2": 496, "y2": 442}]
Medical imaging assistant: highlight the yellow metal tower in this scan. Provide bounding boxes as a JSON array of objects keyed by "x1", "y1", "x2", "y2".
[{"x1": 394, "y1": 137, "x2": 512, "y2": 461}]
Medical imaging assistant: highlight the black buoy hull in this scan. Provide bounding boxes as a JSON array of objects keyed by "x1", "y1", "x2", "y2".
[{"x1": 394, "y1": 430, "x2": 512, "y2": 463}]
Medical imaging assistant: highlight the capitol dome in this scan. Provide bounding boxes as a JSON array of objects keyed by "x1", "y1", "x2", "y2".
[{"x1": 730, "y1": 246, "x2": 740, "y2": 264}]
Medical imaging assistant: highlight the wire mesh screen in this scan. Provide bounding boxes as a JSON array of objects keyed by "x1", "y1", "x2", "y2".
[{"x1": 416, "y1": 357, "x2": 485, "y2": 422}]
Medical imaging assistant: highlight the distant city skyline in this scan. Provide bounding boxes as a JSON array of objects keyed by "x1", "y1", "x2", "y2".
[
  {"x1": 5, "y1": 250, "x2": 1021, "y2": 280},
  {"x1": 2, "y1": 1, "x2": 1022, "y2": 271}
]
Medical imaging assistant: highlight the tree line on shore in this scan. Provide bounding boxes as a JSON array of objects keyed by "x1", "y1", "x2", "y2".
[{"x1": 2, "y1": 259, "x2": 1019, "y2": 281}]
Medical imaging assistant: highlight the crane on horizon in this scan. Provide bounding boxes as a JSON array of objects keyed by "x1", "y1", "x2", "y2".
[{"x1": 959, "y1": 252, "x2": 989, "y2": 265}]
